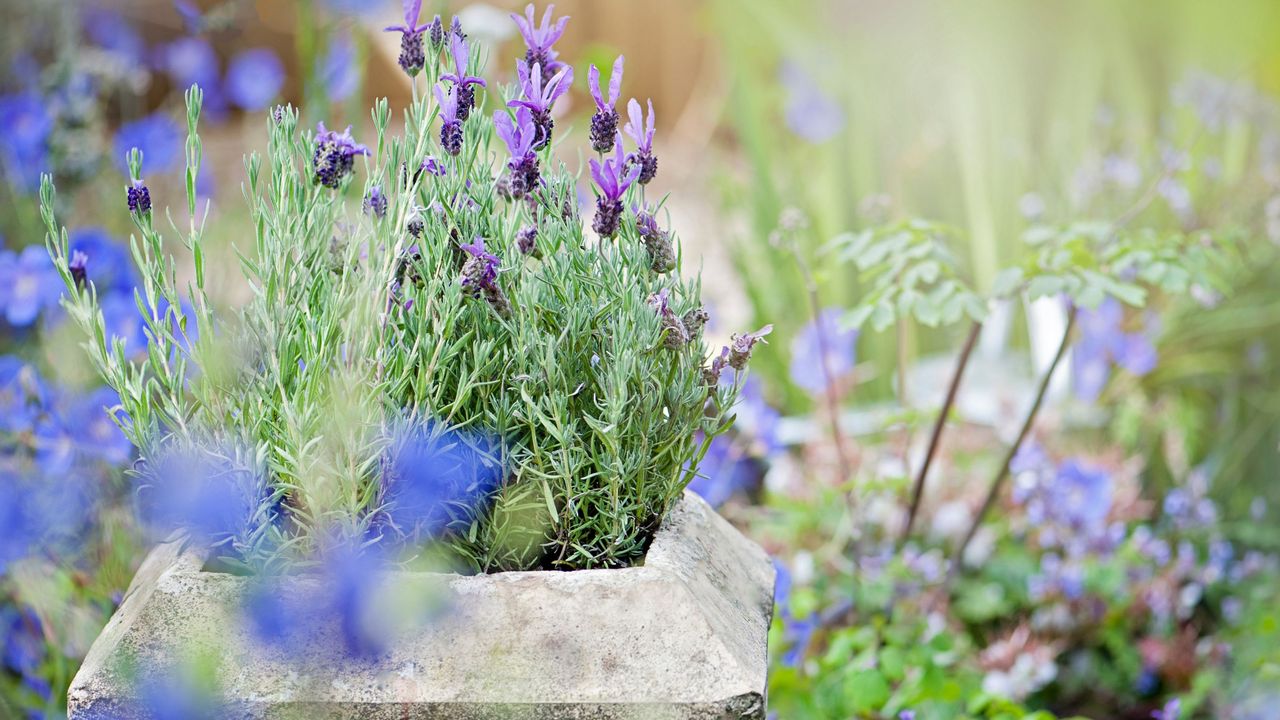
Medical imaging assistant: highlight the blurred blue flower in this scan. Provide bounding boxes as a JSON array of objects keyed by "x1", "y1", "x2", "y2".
[
  {"x1": 319, "y1": 0, "x2": 384, "y2": 17},
  {"x1": 0, "y1": 475, "x2": 37, "y2": 574},
  {"x1": 225, "y1": 48, "x2": 285, "y2": 111},
  {"x1": 1051, "y1": 460, "x2": 1113, "y2": 534},
  {"x1": 72, "y1": 387, "x2": 132, "y2": 465},
  {"x1": 85, "y1": 9, "x2": 147, "y2": 67},
  {"x1": 101, "y1": 293, "x2": 150, "y2": 357},
  {"x1": 687, "y1": 433, "x2": 760, "y2": 509},
  {"x1": 1, "y1": 607, "x2": 44, "y2": 675},
  {"x1": 0, "y1": 355, "x2": 42, "y2": 434},
  {"x1": 34, "y1": 414, "x2": 78, "y2": 475},
  {"x1": 1152, "y1": 697, "x2": 1181, "y2": 720},
  {"x1": 134, "y1": 442, "x2": 270, "y2": 549},
  {"x1": 1073, "y1": 298, "x2": 1157, "y2": 402},
  {"x1": 114, "y1": 113, "x2": 184, "y2": 175},
  {"x1": 68, "y1": 227, "x2": 139, "y2": 295},
  {"x1": 780, "y1": 614, "x2": 816, "y2": 667},
  {"x1": 320, "y1": 33, "x2": 360, "y2": 102},
  {"x1": 734, "y1": 377, "x2": 782, "y2": 457},
  {"x1": 0, "y1": 93, "x2": 52, "y2": 191},
  {"x1": 135, "y1": 670, "x2": 222, "y2": 720},
  {"x1": 789, "y1": 308, "x2": 858, "y2": 394},
  {"x1": 0, "y1": 246, "x2": 63, "y2": 326},
  {"x1": 779, "y1": 61, "x2": 845, "y2": 144},
  {"x1": 379, "y1": 419, "x2": 505, "y2": 542},
  {"x1": 154, "y1": 38, "x2": 227, "y2": 119}
]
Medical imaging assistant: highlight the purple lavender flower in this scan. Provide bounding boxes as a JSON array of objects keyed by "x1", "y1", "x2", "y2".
[
  {"x1": 588, "y1": 56, "x2": 625, "y2": 153},
  {"x1": 494, "y1": 107, "x2": 541, "y2": 199},
  {"x1": 384, "y1": 0, "x2": 431, "y2": 77},
  {"x1": 511, "y1": 3, "x2": 569, "y2": 75},
  {"x1": 420, "y1": 155, "x2": 446, "y2": 178},
  {"x1": 589, "y1": 139, "x2": 641, "y2": 238},
  {"x1": 435, "y1": 83, "x2": 464, "y2": 157},
  {"x1": 623, "y1": 98, "x2": 658, "y2": 184},
  {"x1": 127, "y1": 178, "x2": 152, "y2": 215},
  {"x1": 703, "y1": 346, "x2": 730, "y2": 386},
  {"x1": 516, "y1": 225, "x2": 538, "y2": 255},
  {"x1": 441, "y1": 33, "x2": 487, "y2": 122},
  {"x1": 1152, "y1": 698, "x2": 1181, "y2": 720},
  {"x1": 225, "y1": 48, "x2": 285, "y2": 111},
  {"x1": 364, "y1": 185, "x2": 388, "y2": 218},
  {"x1": 635, "y1": 205, "x2": 675, "y2": 273},
  {"x1": 790, "y1": 308, "x2": 859, "y2": 394},
  {"x1": 428, "y1": 15, "x2": 445, "y2": 49},
  {"x1": 312, "y1": 122, "x2": 370, "y2": 188},
  {"x1": 648, "y1": 288, "x2": 689, "y2": 349},
  {"x1": 0, "y1": 246, "x2": 62, "y2": 326},
  {"x1": 69, "y1": 250, "x2": 89, "y2": 289},
  {"x1": 459, "y1": 238, "x2": 511, "y2": 318},
  {"x1": 729, "y1": 325, "x2": 774, "y2": 370},
  {"x1": 509, "y1": 61, "x2": 573, "y2": 151}
]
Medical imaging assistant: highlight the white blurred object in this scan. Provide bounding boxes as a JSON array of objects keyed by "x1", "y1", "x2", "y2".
[
  {"x1": 1026, "y1": 296, "x2": 1071, "y2": 404},
  {"x1": 457, "y1": 4, "x2": 517, "y2": 51}
]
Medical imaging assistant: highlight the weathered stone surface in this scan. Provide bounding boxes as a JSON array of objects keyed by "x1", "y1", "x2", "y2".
[{"x1": 69, "y1": 492, "x2": 775, "y2": 719}]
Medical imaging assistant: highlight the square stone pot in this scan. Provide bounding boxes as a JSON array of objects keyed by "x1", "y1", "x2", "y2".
[{"x1": 68, "y1": 492, "x2": 775, "y2": 719}]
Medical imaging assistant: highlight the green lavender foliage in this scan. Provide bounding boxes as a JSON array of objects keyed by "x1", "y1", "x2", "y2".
[{"x1": 42, "y1": 69, "x2": 738, "y2": 571}]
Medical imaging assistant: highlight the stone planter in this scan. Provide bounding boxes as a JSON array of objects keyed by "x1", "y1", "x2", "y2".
[{"x1": 69, "y1": 492, "x2": 775, "y2": 719}]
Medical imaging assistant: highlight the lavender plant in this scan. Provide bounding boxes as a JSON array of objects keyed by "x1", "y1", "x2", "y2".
[{"x1": 40, "y1": 8, "x2": 758, "y2": 573}]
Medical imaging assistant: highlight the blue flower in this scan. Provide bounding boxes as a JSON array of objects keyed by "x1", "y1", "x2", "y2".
[
  {"x1": 72, "y1": 387, "x2": 133, "y2": 465},
  {"x1": 1051, "y1": 460, "x2": 1113, "y2": 534},
  {"x1": 686, "y1": 433, "x2": 761, "y2": 508},
  {"x1": 789, "y1": 308, "x2": 858, "y2": 394},
  {"x1": 0, "y1": 476, "x2": 37, "y2": 574},
  {"x1": 1072, "y1": 298, "x2": 1157, "y2": 402},
  {"x1": 780, "y1": 61, "x2": 845, "y2": 144},
  {"x1": 34, "y1": 414, "x2": 78, "y2": 475},
  {"x1": 379, "y1": 419, "x2": 504, "y2": 543},
  {"x1": 320, "y1": 32, "x2": 359, "y2": 102},
  {"x1": 1, "y1": 607, "x2": 44, "y2": 676},
  {"x1": 68, "y1": 227, "x2": 139, "y2": 294},
  {"x1": 134, "y1": 442, "x2": 270, "y2": 549},
  {"x1": 0, "y1": 93, "x2": 52, "y2": 191},
  {"x1": 101, "y1": 293, "x2": 150, "y2": 358},
  {"x1": 1152, "y1": 698, "x2": 1181, "y2": 720},
  {"x1": 84, "y1": 9, "x2": 147, "y2": 67},
  {"x1": 114, "y1": 113, "x2": 184, "y2": 175},
  {"x1": 154, "y1": 38, "x2": 227, "y2": 119},
  {"x1": 225, "y1": 49, "x2": 284, "y2": 111},
  {"x1": 0, "y1": 246, "x2": 62, "y2": 327},
  {"x1": 0, "y1": 356, "x2": 42, "y2": 434}
]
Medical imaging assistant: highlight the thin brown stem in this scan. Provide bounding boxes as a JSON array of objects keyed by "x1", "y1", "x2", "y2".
[
  {"x1": 899, "y1": 319, "x2": 983, "y2": 545},
  {"x1": 951, "y1": 306, "x2": 1077, "y2": 572}
]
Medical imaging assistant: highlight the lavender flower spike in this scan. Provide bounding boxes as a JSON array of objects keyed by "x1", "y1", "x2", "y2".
[
  {"x1": 635, "y1": 205, "x2": 675, "y2": 273},
  {"x1": 459, "y1": 238, "x2": 511, "y2": 318},
  {"x1": 69, "y1": 250, "x2": 89, "y2": 289},
  {"x1": 127, "y1": 178, "x2": 152, "y2": 215},
  {"x1": 312, "y1": 122, "x2": 370, "y2": 188},
  {"x1": 384, "y1": 0, "x2": 431, "y2": 77},
  {"x1": 494, "y1": 108, "x2": 541, "y2": 200},
  {"x1": 589, "y1": 138, "x2": 641, "y2": 238},
  {"x1": 647, "y1": 288, "x2": 688, "y2": 350},
  {"x1": 441, "y1": 33, "x2": 487, "y2": 121},
  {"x1": 428, "y1": 15, "x2": 445, "y2": 50},
  {"x1": 588, "y1": 55, "x2": 625, "y2": 154},
  {"x1": 435, "y1": 84, "x2": 464, "y2": 157},
  {"x1": 509, "y1": 61, "x2": 573, "y2": 151},
  {"x1": 511, "y1": 3, "x2": 569, "y2": 74},
  {"x1": 624, "y1": 98, "x2": 658, "y2": 184},
  {"x1": 728, "y1": 325, "x2": 773, "y2": 370}
]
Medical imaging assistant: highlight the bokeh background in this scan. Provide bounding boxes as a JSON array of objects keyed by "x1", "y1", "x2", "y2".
[{"x1": 4, "y1": 0, "x2": 1280, "y2": 717}]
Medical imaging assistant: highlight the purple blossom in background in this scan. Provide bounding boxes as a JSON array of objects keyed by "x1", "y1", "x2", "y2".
[
  {"x1": 320, "y1": 33, "x2": 359, "y2": 102},
  {"x1": 0, "y1": 356, "x2": 41, "y2": 434},
  {"x1": 686, "y1": 433, "x2": 759, "y2": 508},
  {"x1": 73, "y1": 387, "x2": 132, "y2": 465},
  {"x1": 511, "y1": 3, "x2": 569, "y2": 75},
  {"x1": 134, "y1": 670, "x2": 222, "y2": 720},
  {"x1": 312, "y1": 122, "x2": 369, "y2": 188},
  {"x1": 318, "y1": 0, "x2": 384, "y2": 18},
  {"x1": 172, "y1": 0, "x2": 204, "y2": 33},
  {"x1": 1152, "y1": 698, "x2": 1181, "y2": 720},
  {"x1": 0, "y1": 245, "x2": 62, "y2": 327},
  {"x1": 225, "y1": 48, "x2": 285, "y2": 111},
  {"x1": 435, "y1": 83, "x2": 464, "y2": 156},
  {"x1": 85, "y1": 9, "x2": 147, "y2": 68},
  {"x1": 114, "y1": 113, "x2": 184, "y2": 175},
  {"x1": 154, "y1": 37, "x2": 226, "y2": 118},
  {"x1": 510, "y1": 61, "x2": 572, "y2": 151},
  {"x1": 385, "y1": 0, "x2": 430, "y2": 77},
  {"x1": 900, "y1": 712, "x2": 917, "y2": 720},
  {"x1": 780, "y1": 60, "x2": 845, "y2": 144},
  {"x1": 1, "y1": 607, "x2": 44, "y2": 676},
  {"x1": 589, "y1": 139, "x2": 640, "y2": 238},
  {"x1": 441, "y1": 33, "x2": 486, "y2": 121},
  {"x1": 100, "y1": 293, "x2": 150, "y2": 358},
  {"x1": 789, "y1": 308, "x2": 858, "y2": 394},
  {"x1": 0, "y1": 475, "x2": 37, "y2": 574},
  {"x1": 494, "y1": 107, "x2": 540, "y2": 199},
  {"x1": 378, "y1": 419, "x2": 504, "y2": 542},
  {"x1": 0, "y1": 92, "x2": 52, "y2": 191},
  {"x1": 1072, "y1": 298, "x2": 1157, "y2": 403},
  {"x1": 623, "y1": 98, "x2": 658, "y2": 184},
  {"x1": 588, "y1": 55, "x2": 624, "y2": 154}
]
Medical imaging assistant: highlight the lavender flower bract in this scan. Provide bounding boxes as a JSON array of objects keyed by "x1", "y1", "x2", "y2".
[
  {"x1": 441, "y1": 33, "x2": 487, "y2": 122},
  {"x1": 588, "y1": 55, "x2": 624, "y2": 154},
  {"x1": 459, "y1": 237, "x2": 511, "y2": 318},
  {"x1": 436, "y1": 84, "x2": 464, "y2": 157},
  {"x1": 384, "y1": 0, "x2": 431, "y2": 77},
  {"x1": 636, "y1": 206, "x2": 675, "y2": 273},
  {"x1": 511, "y1": 3, "x2": 569, "y2": 75},
  {"x1": 364, "y1": 186, "x2": 388, "y2": 218},
  {"x1": 509, "y1": 61, "x2": 572, "y2": 151},
  {"x1": 495, "y1": 107, "x2": 540, "y2": 199},
  {"x1": 647, "y1": 288, "x2": 688, "y2": 349},
  {"x1": 589, "y1": 140, "x2": 640, "y2": 238},
  {"x1": 312, "y1": 122, "x2": 370, "y2": 188},
  {"x1": 623, "y1": 98, "x2": 658, "y2": 184}
]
